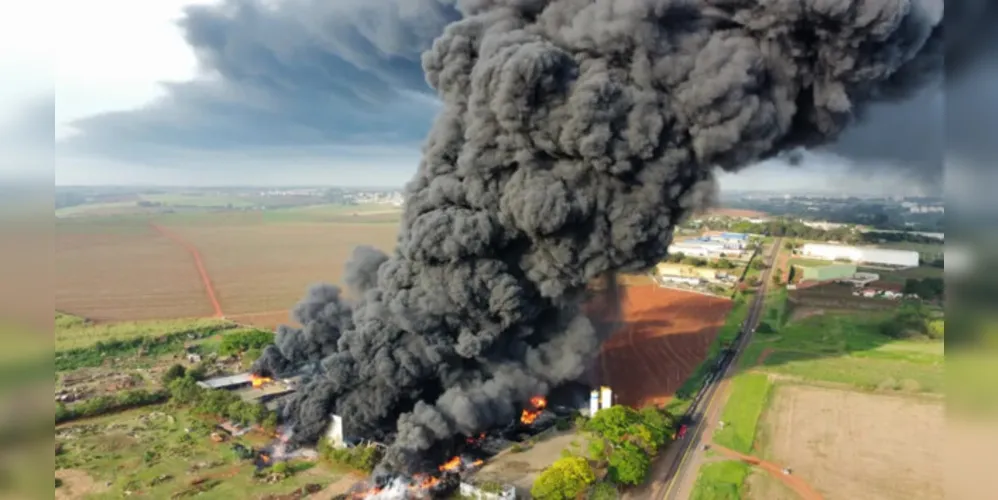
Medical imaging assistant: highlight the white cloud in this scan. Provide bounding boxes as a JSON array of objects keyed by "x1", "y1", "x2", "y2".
[{"x1": 55, "y1": 0, "x2": 210, "y2": 138}]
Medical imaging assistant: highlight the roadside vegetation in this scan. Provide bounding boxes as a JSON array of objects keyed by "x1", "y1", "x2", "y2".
[
  {"x1": 530, "y1": 405, "x2": 676, "y2": 500},
  {"x1": 712, "y1": 373, "x2": 773, "y2": 454},
  {"x1": 689, "y1": 461, "x2": 750, "y2": 500}
]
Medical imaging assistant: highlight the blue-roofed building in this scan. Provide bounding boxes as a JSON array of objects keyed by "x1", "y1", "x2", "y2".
[{"x1": 719, "y1": 232, "x2": 749, "y2": 241}]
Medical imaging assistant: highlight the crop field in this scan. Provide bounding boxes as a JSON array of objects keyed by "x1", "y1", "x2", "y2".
[
  {"x1": 55, "y1": 210, "x2": 402, "y2": 328},
  {"x1": 56, "y1": 223, "x2": 216, "y2": 322},
  {"x1": 594, "y1": 285, "x2": 733, "y2": 408},
  {"x1": 759, "y1": 385, "x2": 943, "y2": 500}
]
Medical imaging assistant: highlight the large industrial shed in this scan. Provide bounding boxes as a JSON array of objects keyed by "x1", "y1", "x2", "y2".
[{"x1": 800, "y1": 243, "x2": 919, "y2": 267}]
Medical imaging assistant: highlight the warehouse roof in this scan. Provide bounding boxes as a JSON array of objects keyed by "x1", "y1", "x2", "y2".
[
  {"x1": 719, "y1": 232, "x2": 749, "y2": 240},
  {"x1": 197, "y1": 373, "x2": 253, "y2": 389}
]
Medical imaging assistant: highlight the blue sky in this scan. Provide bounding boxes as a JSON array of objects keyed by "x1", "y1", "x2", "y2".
[{"x1": 6, "y1": 0, "x2": 985, "y2": 193}]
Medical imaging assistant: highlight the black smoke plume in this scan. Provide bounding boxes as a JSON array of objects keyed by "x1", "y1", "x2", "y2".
[{"x1": 255, "y1": 0, "x2": 945, "y2": 474}]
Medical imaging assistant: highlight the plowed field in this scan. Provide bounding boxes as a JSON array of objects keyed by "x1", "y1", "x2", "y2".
[
  {"x1": 594, "y1": 285, "x2": 732, "y2": 408},
  {"x1": 56, "y1": 228, "x2": 215, "y2": 321}
]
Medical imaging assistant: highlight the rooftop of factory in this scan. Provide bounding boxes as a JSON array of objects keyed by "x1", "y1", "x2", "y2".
[{"x1": 196, "y1": 373, "x2": 254, "y2": 390}]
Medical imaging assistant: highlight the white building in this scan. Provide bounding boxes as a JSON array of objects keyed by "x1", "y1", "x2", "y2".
[
  {"x1": 800, "y1": 243, "x2": 919, "y2": 268},
  {"x1": 670, "y1": 238, "x2": 743, "y2": 258}
]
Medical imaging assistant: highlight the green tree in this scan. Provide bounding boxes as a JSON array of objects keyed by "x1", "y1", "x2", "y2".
[
  {"x1": 531, "y1": 456, "x2": 596, "y2": 500},
  {"x1": 750, "y1": 259, "x2": 766, "y2": 270},
  {"x1": 607, "y1": 442, "x2": 650, "y2": 486},
  {"x1": 168, "y1": 376, "x2": 202, "y2": 404},
  {"x1": 771, "y1": 274, "x2": 783, "y2": 286}
]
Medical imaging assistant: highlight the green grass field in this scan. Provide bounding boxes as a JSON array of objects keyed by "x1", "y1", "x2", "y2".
[
  {"x1": 739, "y1": 295, "x2": 944, "y2": 393},
  {"x1": 139, "y1": 193, "x2": 259, "y2": 208},
  {"x1": 55, "y1": 313, "x2": 235, "y2": 352},
  {"x1": 56, "y1": 405, "x2": 348, "y2": 499},
  {"x1": 689, "y1": 460, "x2": 750, "y2": 500},
  {"x1": 712, "y1": 373, "x2": 773, "y2": 454}
]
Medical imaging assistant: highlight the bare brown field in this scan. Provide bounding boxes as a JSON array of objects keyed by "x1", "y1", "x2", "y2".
[
  {"x1": 706, "y1": 207, "x2": 768, "y2": 218},
  {"x1": 761, "y1": 384, "x2": 944, "y2": 500},
  {"x1": 55, "y1": 229, "x2": 215, "y2": 322},
  {"x1": 594, "y1": 285, "x2": 732, "y2": 408},
  {"x1": 166, "y1": 222, "x2": 399, "y2": 316}
]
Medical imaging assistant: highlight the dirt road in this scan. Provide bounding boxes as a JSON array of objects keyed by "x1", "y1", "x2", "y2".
[{"x1": 711, "y1": 444, "x2": 824, "y2": 500}]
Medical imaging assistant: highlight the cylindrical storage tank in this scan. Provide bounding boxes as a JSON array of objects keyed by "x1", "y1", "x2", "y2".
[
  {"x1": 600, "y1": 386, "x2": 613, "y2": 409},
  {"x1": 589, "y1": 390, "x2": 600, "y2": 416}
]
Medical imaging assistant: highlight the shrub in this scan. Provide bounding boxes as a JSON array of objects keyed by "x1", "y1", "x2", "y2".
[
  {"x1": 162, "y1": 364, "x2": 187, "y2": 385},
  {"x1": 510, "y1": 444, "x2": 524, "y2": 453},
  {"x1": 219, "y1": 329, "x2": 274, "y2": 356},
  {"x1": 588, "y1": 482, "x2": 619, "y2": 500},
  {"x1": 555, "y1": 418, "x2": 572, "y2": 431}
]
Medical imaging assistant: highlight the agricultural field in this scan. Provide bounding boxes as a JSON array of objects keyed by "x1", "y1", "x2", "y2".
[
  {"x1": 594, "y1": 285, "x2": 734, "y2": 408},
  {"x1": 758, "y1": 385, "x2": 943, "y2": 500},
  {"x1": 55, "y1": 406, "x2": 355, "y2": 500},
  {"x1": 55, "y1": 208, "x2": 403, "y2": 328},
  {"x1": 56, "y1": 222, "x2": 217, "y2": 322},
  {"x1": 692, "y1": 287, "x2": 945, "y2": 500}
]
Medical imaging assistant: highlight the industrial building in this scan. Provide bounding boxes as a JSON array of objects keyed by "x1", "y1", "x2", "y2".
[
  {"x1": 655, "y1": 263, "x2": 721, "y2": 281},
  {"x1": 799, "y1": 243, "x2": 919, "y2": 268},
  {"x1": 670, "y1": 237, "x2": 745, "y2": 258},
  {"x1": 197, "y1": 373, "x2": 254, "y2": 391}
]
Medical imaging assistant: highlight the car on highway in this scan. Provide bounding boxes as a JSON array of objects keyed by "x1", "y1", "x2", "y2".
[{"x1": 677, "y1": 424, "x2": 688, "y2": 439}]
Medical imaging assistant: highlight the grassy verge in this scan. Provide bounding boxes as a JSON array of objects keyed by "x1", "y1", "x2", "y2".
[
  {"x1": 713, "y1": 373, "x2": 773, "y2": 454},
  {"x1": 674, "y1": 292, "x2": 752, "y2": 400},
  {"x1": 56, "y1": 313, "x2": 234, "y2": 351},
  {"x1": 689, "y1": 460, "x2": 750, "y2": 500}
]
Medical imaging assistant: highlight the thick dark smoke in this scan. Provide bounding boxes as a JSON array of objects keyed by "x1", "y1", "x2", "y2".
[{"x1": 255, "y1": 0, "x2": 945, "y2": 474}]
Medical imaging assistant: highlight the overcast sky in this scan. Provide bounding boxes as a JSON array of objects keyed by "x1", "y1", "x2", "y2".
[{"x1": 4, "y1": 0, "x2": 979, "y2": 193}]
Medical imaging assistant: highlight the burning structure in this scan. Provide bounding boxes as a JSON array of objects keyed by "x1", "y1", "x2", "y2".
[{"x1": 252, "y1": 0, "x2": 946, "y2": 483}]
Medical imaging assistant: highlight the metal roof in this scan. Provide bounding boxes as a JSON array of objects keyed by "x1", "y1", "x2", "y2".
[{"x1": 196, "y1": 373, "x2": 253, "y2": 389}]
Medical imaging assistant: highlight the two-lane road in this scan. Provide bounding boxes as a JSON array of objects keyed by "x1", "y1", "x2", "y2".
[{"x1": 650, "y1": 237, "x2": 783, "y2": 500}]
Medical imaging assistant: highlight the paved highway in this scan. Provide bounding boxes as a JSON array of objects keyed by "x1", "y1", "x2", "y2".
[{"x1": 657, "y1": 237, "x2": 783, "y2": 500}]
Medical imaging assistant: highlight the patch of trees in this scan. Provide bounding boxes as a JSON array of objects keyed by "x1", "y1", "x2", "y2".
[
  {"x1": 56, "y1": 389, "x2": 169, "y2": 424},
  {"x1": 55, "y1": 325, "x2": 232, "y2": 372},
  {"x1": 750, "y1": 259, "x2": 767, "y2": 270},
  {"x1": 530, "y1": 405, "x2": 674, "y2": 499},
  {"x1": 880, "y1": 302, "x2": 943, "y2": 340},
  {"x1": 903, "y1": 277, "x2": 944, "y2": 301},
  {"x1": 860, "y1": 231, "x2": 942, "y2": 246},
  {"x1": 665, "y1": 253, "x2": 735, "y2": 269}
]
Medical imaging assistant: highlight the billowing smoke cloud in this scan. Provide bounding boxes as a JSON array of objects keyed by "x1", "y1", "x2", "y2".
[{"x1": 256, "y1": 0, "x2": 946, "y2": 474}]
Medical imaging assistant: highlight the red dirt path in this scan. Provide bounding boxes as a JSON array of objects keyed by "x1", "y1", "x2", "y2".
[
  {"x1": 593, "y1": 285, "x2": 732, "y2": 408},
  {"x1": 712, "y1": 444, "x2": 825, "y2": 500},
  {"x1": 150, "y1": 223, "x2": 224, "y2": 318}
]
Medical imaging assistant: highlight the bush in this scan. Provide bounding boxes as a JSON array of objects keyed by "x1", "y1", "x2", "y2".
[
  {"x1": 186, "y1": 362, "x2": 209, "y2": 381},
  {"x1": 588, "y1": 482, "x2": 619, "y2": 500},
  {"x1": 271, "y1": 462, "x2": 290, "y2": 476},
  {"x1": 219, "y1": 329, "x2": 274, "y2": 356},
  {"x1": 162, "y1": 364, "x2": 187, "y2": 385},
  {"x1": 555, "y1": 418, "x2": 572, "y2": 431},
  {"x1": 510, "y1": 444, "x2": 524, "y2": 453},
  {"x1": 322, "y1": 444, "x2": 384, "y2": 473}
]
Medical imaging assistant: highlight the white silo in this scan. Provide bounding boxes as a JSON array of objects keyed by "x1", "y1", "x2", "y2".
[
  {"x1": 589, "y1": 390, "x2": 600, "y2": 416},
  {"x1": 600, "y1": 386, "x2": 613, "y2": 409}
]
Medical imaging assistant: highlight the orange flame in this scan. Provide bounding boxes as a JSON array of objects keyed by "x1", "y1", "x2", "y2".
[
  {"x1": 250, "y1": 374, "x2": 273, "y2": 388},
  {"x1": 260, "y1": 454, "x2": 270, "y2": 463},
  {"x1": 520, "y1": 396, "x2": 547, "y2": 425},
  {"x1": 438, "y1": 456, "x2": 462, "y2": 472}
]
